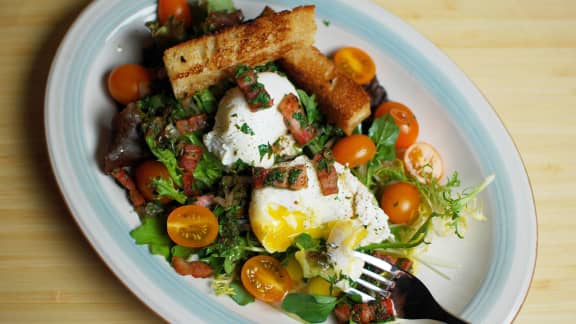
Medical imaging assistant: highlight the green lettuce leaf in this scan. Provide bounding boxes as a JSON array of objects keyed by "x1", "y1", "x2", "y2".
[{"x1": 130, "y1": 216, "x2": 171, "y2": 260}]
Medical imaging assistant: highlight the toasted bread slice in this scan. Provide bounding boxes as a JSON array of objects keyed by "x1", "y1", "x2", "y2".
[
  {"x1": 280, "y1": 46, "x2": 371, "y2": 135},
  {"x1": 164, "y1": 5, "x2": 316, "y2": 99}
]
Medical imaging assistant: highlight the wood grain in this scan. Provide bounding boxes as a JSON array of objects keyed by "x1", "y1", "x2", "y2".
[{"x1": 1, "y1": 0, "x2": 574, "y2": 322}]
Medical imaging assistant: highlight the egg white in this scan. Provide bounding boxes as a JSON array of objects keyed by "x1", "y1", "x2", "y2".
[{"x1": 204, "y1": 72, "x2": 299, "y2": 168}]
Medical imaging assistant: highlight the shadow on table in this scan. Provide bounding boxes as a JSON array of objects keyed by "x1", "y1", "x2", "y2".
[{"x1": 20, "y1": 1, "x2": 162, "y2": 321}]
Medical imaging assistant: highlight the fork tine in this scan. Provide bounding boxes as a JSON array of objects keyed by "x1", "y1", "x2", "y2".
[
  {"x1": 361, "y1": 268, "x2": 395, "y2": 288},
  {"x1": 353, "y1": 251, "x2": 395, "y2": 273},
  {"x1": 347, "y1": 287, "x2": 375, "y2": 303},
  {"x1": 355, "y1": 277, "x2": 390, "y2": 297}
]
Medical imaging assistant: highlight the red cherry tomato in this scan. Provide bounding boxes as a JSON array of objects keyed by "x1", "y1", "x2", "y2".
[
  {"x1": 135, "y1": 160, "x2": 171, "y2": 204},
  {"x1": 332, "y1": 134, "x2": 376, "y2": 168},
  {"x1": 158, "y1": 0, "x2": 192, "y2": 28},
  {"x1": 107, "y1": 64, "x2": 150, "y2": 105},
  {"x1": 374, "y1": 101, "x2": 419, "y2": 149},
  {"x1": 241, "y1": 255, "x2": 292, "y2": 302},
  {"x1": 380, "y1": 182, "x2": 421, "y2": 224}
]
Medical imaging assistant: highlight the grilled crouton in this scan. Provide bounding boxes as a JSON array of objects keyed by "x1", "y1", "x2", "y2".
[
  {"x1": 164, "y1": 5, "x2": 316, "y2": 99},
  {"x1": 280, "y1": 46, "x2": 371, "y2": 135}
]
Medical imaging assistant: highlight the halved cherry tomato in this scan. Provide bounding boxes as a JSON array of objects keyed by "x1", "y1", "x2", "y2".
[
  {"x1": 404, "y1": 142, "x2": 444, "y2": 183},
  {"x1": 158, "y1": 0, "x2": 192, "y2": 28},
  {"x1": 333, "y1": 47, "x2": 376, "y2": 85},
  {"x1": 332, "y1": 134, "x2": 376, "y2": 168},
  {"x1": 380, "y1": 182, "x2": 421, "y2": 224},
  {"x1": 167, "y1": 205, "x2": 219, "y2": 248},
  {"x1": 135, "y1": 160, "x2": 171, "y2": 204},
  {"x1": 107, "y1": 64, "x2": 150, "y2": 105},
  {"x1": 241, "y1": 255, "x2": 292, "y2": 302},
  {"x1": 374, "y1": 101, "x2": 419, "y2": 149}
]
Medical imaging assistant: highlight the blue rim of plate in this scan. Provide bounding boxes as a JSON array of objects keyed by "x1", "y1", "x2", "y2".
[{"x1": 45, "y1": 0, "x2": 536, "y2": 323}]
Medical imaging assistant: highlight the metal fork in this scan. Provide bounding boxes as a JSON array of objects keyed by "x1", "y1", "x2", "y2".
[{"x1": 346, "y1": 251, "x2": 469, "y2": 324}]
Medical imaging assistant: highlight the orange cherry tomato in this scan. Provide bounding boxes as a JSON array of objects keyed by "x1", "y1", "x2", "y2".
[
  {"x1": 380, "y1": 182, "x2": 421, "y2": 224},
  {"x1": 374, "y1": 101, "x2": 419, "y2": 149},
  {"x1": 107, "y1": 64, "x2": 150, "y2": 105},
  {"x1": 167, "y1": 205, "x2": 219, "y2": 248},
  {"x1": 135, "y1": 160, "x2": 171, "y2": 204},
  {"x1": 333, "y1": 47, "x2": 376, "y2": 85},
  {"x1": 404, "y1": 142, "x2": 444, "y2": 183},
  {"x1": 332, "y1": 134, "x2": 376, "y2": 168},
  {"x1": 158, "y1": 0, "x2": 192, "y2": 28},
  {"x1": 241, "y1": 255, "x2": 292, "y2": 302}
]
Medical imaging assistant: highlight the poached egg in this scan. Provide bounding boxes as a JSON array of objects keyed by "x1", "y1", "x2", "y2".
[{"x1": 203, "y1": 72, "x2": 299, "y2": 168}]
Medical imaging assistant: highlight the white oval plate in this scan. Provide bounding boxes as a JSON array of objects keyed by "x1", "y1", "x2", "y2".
[{"x1": 45, "y1": 0, "x2": 536, "y2": 323}]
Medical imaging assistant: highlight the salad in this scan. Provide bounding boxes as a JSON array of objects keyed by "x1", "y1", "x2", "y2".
[{"x1": 102, "y1": 0, "x2": 493, "y2": 323}]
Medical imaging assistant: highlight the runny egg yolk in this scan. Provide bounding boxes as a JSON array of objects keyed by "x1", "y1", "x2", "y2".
[{"x1": 251, "y1": 204, "x2": 334, "y2": 253}]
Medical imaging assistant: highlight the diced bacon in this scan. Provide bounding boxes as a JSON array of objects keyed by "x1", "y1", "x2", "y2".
[
  {"x1": 378, "y1": 298, "x2": 395, "y2": 320},
  {"x1": 353, "y1": 303, "x2": 375, "y2": 324},
  {"x1": 172, "y1": 257, "x2": 214, "y2": 278},
  {"x1": 252, "y1": 165, "x2": 308, "y2": 190},
  {"x1": 192, "y1": 194, "x2": 215, "y2": 208},
  {"x1": 175, "y1": 114, "x2": 208, "y2": 134},
  {"x1": 182, "y1": 173, "x2": 194, "y2": 197},
  {"x1": 334, "y1": 304, "x2": 351, "y2": 323},
  {"x1": 235, "y1": 69, "x2": 273, "y2": 111},
  {"x1": 277, "y1": 93, "x2": 316, "y2": 145},
  {"x1": 179, "y1": 144, "x2": 203, "y2": 173},
  {"x1": 178, "y1": 144, "x2": 203, "y2": 196},
  {"x1": 110, "y1": 168, "x2": 145, "y2": 207},
  {"x1": 372, "y1": 251, "x2": 413, "y2": 272},
  {"x1": 312, "y1": 150, "x2": 338, "y2": 195}
]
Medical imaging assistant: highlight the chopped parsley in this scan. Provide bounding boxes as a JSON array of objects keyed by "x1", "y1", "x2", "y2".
[
  {"x1": 292, "y1": 111, "x2": 307, "y2": 128},
  {"x1": 265, "y1": 168, "x2": 286, "y2": 186},
  {"x1": 258, "y1": 143, "x2": 273, "y2": 161},
  {"x1": 316, "y1": 149, "x2": 335, "y2": 172},
  {"x1": 322, "y1": 20, "x2": 331, "y2": 27},
  {"x1": 288, "y1": 168, "x2": 303, "y2": 186},
  {"x1": 236, "y1": 123, "x2": 255, "y2": 136}
]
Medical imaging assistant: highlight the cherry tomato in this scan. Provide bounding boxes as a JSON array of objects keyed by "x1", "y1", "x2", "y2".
[
  {"x1": 380, "y1": 182, "x2": 421, "y2": 224},
  {"x1": 107, "y1": 64, "x2": 150, "y2": 105},
  {"x1": 404, "y1": 142, "x2": 444, "y2": 183},
  {"x1": 135, "y1": 160, "x2": 171, "y2": 203},
  {"x1": 158, "y1": 0, "x2": 192, "y2": 28},
  {"x1": 241, "y1": 255, "x2": 292, "y2": 302},
  {"x1": 332, "y1": 134, "x2": 376, "y2": 168},
  {"x1": 333, "y1": 47, "x2": 376, "y2": 85},
  {"x1": 374, "y1": 101, "x2": 419, "y2": 149},
  {"x1": 167, "y1": 205, "x2": 219, "y2": 248}
]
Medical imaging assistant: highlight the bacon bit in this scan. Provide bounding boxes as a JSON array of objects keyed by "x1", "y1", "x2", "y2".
[
  {"x1": 253, "y1": 165, "x2": 308, "y2": 190},
  {"x1": 334, "y1": 304, "x2": 351, "y2": 323},
  {"x1": 277, "y1": 93, "x2": 316, "y2": 145},
  {"x1": 192, "y1": 194, "x2": 215, "y2": 208},
  {"x1": 312, "y1": 149, "x2": 338, "y2": 195},
  {"x1": 175, "y1": 114, "x2": 208, "y2": 135},
  {"x1": 372, "y1": 251, "x2": 413, "y2": 272},
  {"x1": 235, "y1": 68, "x2": 273, "y2": 111},
  {"x1": 378, "y1": 298, "x2": 395, "y2": 320},
  {"x1": 110, "y1": 168, "x2": 145, "y2": 207},
  {"x1": 172, "y1": 257, "x2": 214, "y2": 278},
  {"x1": 353, "y1": 303, "x2": 375, "y2": 324},
  {"x1": 178, "y1": 144, "x2": 203, "y2": 196}
]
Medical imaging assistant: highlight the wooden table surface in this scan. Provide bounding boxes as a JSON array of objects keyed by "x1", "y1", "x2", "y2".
[{"x1": 1, "y1": 0, "x2": 574, "y2": 322}]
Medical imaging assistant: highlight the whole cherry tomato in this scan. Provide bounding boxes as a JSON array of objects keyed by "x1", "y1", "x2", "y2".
[
  {"x1": 332, "y1": 134, "x2": 376, "y2": 168},
  {"x1": 374, "y1": 101, "x2": 419, "y2": 149},
  {"x1": 380, "y1": 182, "x2": 421, "y2": 224}
]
